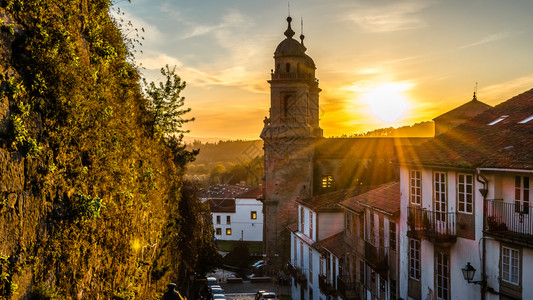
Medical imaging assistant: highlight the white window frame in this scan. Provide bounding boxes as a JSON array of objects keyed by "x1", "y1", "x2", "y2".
[
  {"x1": 410, "y1": 170, "x2": 421, "y2": 205},
  {"x1": 309, "y1": 211, "x2": 313, "y2": 239},
  {"x1": 515, "y1": 176, "x2": 530, "y2": 214},
  {"x1": 457, "y1": 173, "x2": 474, "y2": 214},
  {"x1": 409, "y1": 238, "x2": 420, "y2": 280},
  {"x1": 502, "y1": 246, "x2": 520, "y2": 285},
  {"x1": 436, "y1": 251, "x2": 450, "y2": 300}
]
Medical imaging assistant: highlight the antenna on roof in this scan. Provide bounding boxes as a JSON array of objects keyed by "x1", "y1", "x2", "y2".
[
  {"x1": 473, "y1": 81, "x2": 478, "y2": 101},
  {"x1": 288, "y1": 1, "x2": 291, "y2": 16},
  {"x1": 300, "y1": 17, "x2": 305, "y2": 45}
]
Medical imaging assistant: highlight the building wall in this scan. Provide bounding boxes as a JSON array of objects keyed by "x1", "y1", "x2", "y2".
[
  {"x1": 399, "y1": 165, "x2": 484, "y2": 300},
  {"x1": 317, "y1": 211, "x2": 343, "y2": 240},
  {"x1": 211, "y1": 198, "x2": 263, "y2": 242}
]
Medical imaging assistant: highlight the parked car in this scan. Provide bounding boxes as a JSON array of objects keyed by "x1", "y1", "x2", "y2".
[
  {"x1": 206, "y1": 276, "x2": 218, "y2": 287},
  {"x1": 212, "y1": 295, "x2": 226, "y2": 300},
  {"x1": 260, "y1": 292, "x2": 278, "y2": 300},
  {"x1": 254, "y1": 290, "x2": 268, "y2": 300},
  {"x1": 252, "y1": 260, "x2": 264, "y2": 268},
  {"x1": 208, "y1": 285, "x2": 224, "y2": 300}
]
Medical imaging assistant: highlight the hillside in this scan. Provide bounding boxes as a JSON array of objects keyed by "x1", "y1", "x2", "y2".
[{"x1": 0, "y1": 1, "x2": 217, "y2": 299}]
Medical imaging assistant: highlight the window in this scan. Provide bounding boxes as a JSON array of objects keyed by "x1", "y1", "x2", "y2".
[
  {"x1": 488, "y1": 115, "x2": 508, "y2": 125},
  {"x1": 519, "y1": 115, "x2": 533, "y2": 124},
  {"x1": 294, "y1": 237, "x2": 298, "y2": 263},
  {"x1": 300, "y1": 242, "x2": 304, "y2": 269},
  {"x1": 251, "y1": 211, "x2": 257, "y2": 219},
  {"x1": 436, "y1": 251, "x2": 449, "y2": 300},
  {"x1": 359, "y1": 261, "x2": 365, "y2": 284},
  {"x1": 309, "y1": 248, "x2": 313, "y2": 283},
  {"x1": 359, "y1": 216, "x2": 364, "y2": 239},
  {"x1": 216, "y1": 215, "x2": 221, "y2": 224},
  {"x1": 226, "y1": 216, "x2": 231, "y2": 224},
  {"x1": 286, "y1": 62, "x2": 290, "y2": 73},
  {"x1": 309, "y1": 211, "x2": 313, "y2": 239},
  {"x1": 309, "y1": 288, "x2": 313, "y2": 300},
  {"x1": 215, "y1": 228, "x2": 221, "y2": 235},
  {"x1": 515, "y1": 176, "x2": 530, "y2": 214},
  {"x1": 434, "y1": 171, "x2": 447, "y2": 223},
  {"x1": 410, "y1": 170, "x2": 421, "y2": 205},
  {"x1": 346, "y1": 212, "x2": 353, "y2": 234},
  {"x1": 502, "y1": 246, "x2": 519, "y2": 285},
  {"x1": 226, "y1": 228, "x2": 232, "y2": 235},
  {"x1": 458, "y1": 173, "x2": 474, "y2": 213},
  {"x1": 300, "y1": 207, "x2": 305, "y2": 231},
  {"x1": 368, "y1": 213, "x2": 375, "y2": 245},
  {"x1": 379, "y1": 216, "x2": 384, "y2": 247},
  {"x1": 390, "y1": 278, "x2": 397, "y2": 300},
  {"x1": 320, "y1": 256, "x2": 324, "y2": 276},
  {"x1": 322, "y1": 175, "x2": 333, "y2": 188},
  {"x1": 379, "y1": 275, "x2": 387, "y2": 296},
  {"x1": 409, "y1": 239, "x2": 420, "y2": 280},
  {"x1": 389, "y1": 222, "x2": 396, "y2": 251}
]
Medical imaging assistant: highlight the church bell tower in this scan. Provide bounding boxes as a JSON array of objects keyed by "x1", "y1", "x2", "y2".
[{"x1": 260, "y1": 16, "x2": 322, "y2": 272}]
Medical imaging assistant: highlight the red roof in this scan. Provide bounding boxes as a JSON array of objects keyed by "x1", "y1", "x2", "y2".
[
  {"x1": 433, "y1": 94, "x2": 492, "y2": 122},
  {"x1": 312, "y1": 232, "x2": 345, "y2": 258},
  {"x1": 340, "y1": 182, "x2": 400, "y2": 217},
  {"x1": 297, "y1": 185, "x2": 375, "y2": 211},
  {"x1": 394, "y1": 88, "x2": 533, "y2": 170},
  {"x1": 237, "y1": 187, "x2": 262, "y2": 199},
  {"x1": 206, "y1": 199, "x2": 236, "y2": 213}
]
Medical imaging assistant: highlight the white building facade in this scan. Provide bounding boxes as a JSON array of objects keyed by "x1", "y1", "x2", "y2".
[
  {"x1": 396, "y1": 89, "x2": 533, "y2": 300},
  {"x1": 208, "y1": 187, "x2": 263, "y2": 242}
]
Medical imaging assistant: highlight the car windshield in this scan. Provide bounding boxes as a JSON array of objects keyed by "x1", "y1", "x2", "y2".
[{"x1": 263, "y1": 294, "x2": 276, "y2": 298}]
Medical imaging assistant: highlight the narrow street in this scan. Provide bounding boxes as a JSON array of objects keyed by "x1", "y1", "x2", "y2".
[{"x1": 206, "y1": 269, "x2": 291, "y2": 300}]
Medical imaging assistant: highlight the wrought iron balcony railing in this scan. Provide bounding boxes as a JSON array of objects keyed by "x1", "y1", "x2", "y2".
[
  {"x1": 485, "y1": 199, "x2": 533, "y2": 246},
  {"x1": 407, "y1": 206, "x2": 457, "y2": 243},
  {"x1": 337, "y1": 275, "x2": 361, "y2": 300},
  {"x1": 364, "y1": 241, "x2": 389, "y2": 273},
  {"x1": 319, "y1": 274, "x2": 337, "y2": 296}
]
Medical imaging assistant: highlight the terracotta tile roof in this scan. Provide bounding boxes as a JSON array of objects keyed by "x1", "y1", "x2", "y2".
[
  {"x1": 433, "y1": 94, "x2": 492, "y2": 122},
  {"x1": 312, "y1": 232, "x2": 345, "y2": 258},
  {"x1": 394, "y1": 88, "x2": 533, "y2": 170},
  {"x1": 339, "y1": 182, "x2": 400, "y2": 217},
  {"x1": 358, "y1": 182, "x2": 400, "y2": 217},
  {"x1": 206, "y1": 198, "x2": 236, "y2": 213},
  {"x1": 237, "y1": 187, "x2": 262, "y2": 199},
  {"x1": 287, "y1": 222, "x2": 299, "y2": 233},
  {"x1": 297, "y1": 185, "x2": 375, "y2": 211}
]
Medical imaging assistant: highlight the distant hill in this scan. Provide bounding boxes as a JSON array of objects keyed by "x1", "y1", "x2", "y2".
[
  {"x1": 334, "y1": 121, "x2": 434, "y2": 138},
  {"x1": 186, "y1": 139, "x2": 263, "y2": 166}
]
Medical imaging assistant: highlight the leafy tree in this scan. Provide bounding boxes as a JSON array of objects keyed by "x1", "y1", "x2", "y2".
[{"x1": 143, "y1": 65, "x2": 194, "y2": 139}]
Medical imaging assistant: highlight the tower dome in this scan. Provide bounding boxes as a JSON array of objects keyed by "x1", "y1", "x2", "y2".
[{"x1": 274, "y1": 16, "x2": 315, "y2": 69}]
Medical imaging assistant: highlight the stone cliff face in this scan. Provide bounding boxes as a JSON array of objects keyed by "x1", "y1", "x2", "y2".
[{"x1": 0, "y1": 2, "x2": 202, "y2": 299}]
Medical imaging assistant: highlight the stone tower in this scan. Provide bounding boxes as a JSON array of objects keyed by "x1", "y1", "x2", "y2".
[{"x1": 260, "y1": 16, "x2": 322, "y2": 272}]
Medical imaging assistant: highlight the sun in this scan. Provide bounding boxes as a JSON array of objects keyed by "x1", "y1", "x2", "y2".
[{"x1": 359, "y1": 83, "x2": 411, "y2": 123}]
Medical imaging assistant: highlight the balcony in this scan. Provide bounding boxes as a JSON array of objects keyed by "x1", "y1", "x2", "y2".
[
  {"x1": 407, "y1": 206, "x2": 457, "y2": 245},
  {"x1": 287, "y1": 261, "x2": 297, "y2": 278},
  {"x1": 337, "y1": 275, "x2": 361, "y2": 300},
  {"x1": 485, "y1": 199, "x2": 533, "y2": 247},
  {"x1": 364, "y1": 241, "x2": 388, "y2": 274},
  {"x1": 319, "y1": 274, "x2": 337, "y2": 296}
]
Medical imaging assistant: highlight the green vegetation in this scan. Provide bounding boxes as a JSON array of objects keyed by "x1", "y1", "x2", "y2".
[
  {"x1": 0, "y1": 0, "x2": 218, "y2": 298},
  {"x1": 216, "y1": 241, "x2": 263, "y2": 253}
]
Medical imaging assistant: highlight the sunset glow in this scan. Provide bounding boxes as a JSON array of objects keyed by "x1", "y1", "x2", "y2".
[
  {"x1": 358, "y1": 83, "x2": 411, "y2": 123},
  {"x1": 118, "y1": 0, "x2": 533, "y2": 141}
]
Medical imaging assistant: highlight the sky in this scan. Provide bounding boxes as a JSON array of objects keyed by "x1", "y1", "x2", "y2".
[{"x1": 115, "y1": 0, "x2": 533, "y2": 141}]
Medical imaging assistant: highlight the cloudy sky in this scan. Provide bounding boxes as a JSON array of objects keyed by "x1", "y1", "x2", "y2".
[{"x1": 116, "y1": 0, "x2": 533, "y2": 141}]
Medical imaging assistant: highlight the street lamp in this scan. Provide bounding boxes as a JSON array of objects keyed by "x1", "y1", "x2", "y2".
[{"x1": 461, "y1": 262, "x2": 485, "y2": 285}]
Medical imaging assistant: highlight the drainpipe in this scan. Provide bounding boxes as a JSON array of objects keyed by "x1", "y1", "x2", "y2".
[{"x1": 476, "y1": 170, "x2": 489, "y2": 300}]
